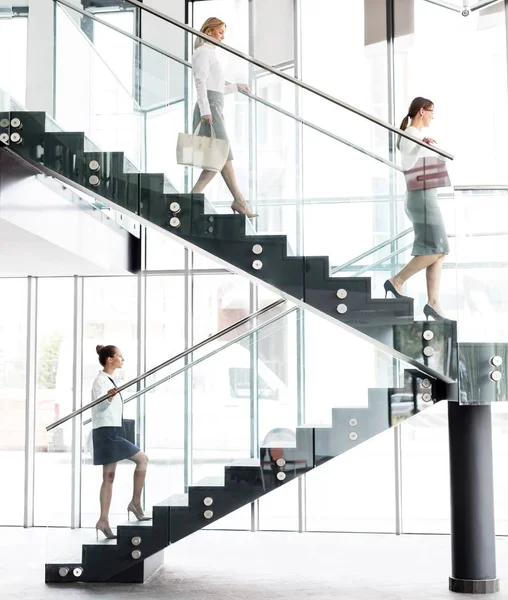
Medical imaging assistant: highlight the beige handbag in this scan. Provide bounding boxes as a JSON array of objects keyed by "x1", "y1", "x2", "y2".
[{"x1": 176, "y1": 122, "x2": 230, "y2": 172}]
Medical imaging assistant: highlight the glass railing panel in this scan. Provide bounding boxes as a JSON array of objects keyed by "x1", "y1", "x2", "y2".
[
  {"x1": 54, "y1": 4, "x2": 144, "y2": 169},
  {"x1": 453, "y1": 188, "x2": 508, "y2": 405},
  {"x1": 3, "y1": 105, "x2": 140, "y2": 238},
  {"x1": 52, "y1": 0, "x2": 454, "y2": 267}
]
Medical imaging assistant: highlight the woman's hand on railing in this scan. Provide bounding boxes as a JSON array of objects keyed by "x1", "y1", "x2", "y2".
[
  {"x1": 107, "y1": 388, "x2": 118, "y2": 402},
  {"x1": 201, "y1": 114, "x2": 213, "y2": 124},
  {"x1": 237, "y1": 83, "x2": 251, "y2": 94}
]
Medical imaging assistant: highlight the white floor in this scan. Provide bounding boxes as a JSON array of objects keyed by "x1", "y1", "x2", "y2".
[{"x1": 3, "y1": 527, "x2": 508, "y2": 600}]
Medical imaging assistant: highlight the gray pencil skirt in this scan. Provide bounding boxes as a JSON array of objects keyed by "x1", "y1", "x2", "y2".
[
  {"x1": 405, "y1": 188, "x2": 449, "y2": 256},
  {"x1": 193, "y1": 90, "x2": 233, "y2": 162}
]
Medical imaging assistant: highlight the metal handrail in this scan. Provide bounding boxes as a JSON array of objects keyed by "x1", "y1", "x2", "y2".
[
  {"x1": 82, "y1": 304, "x2": 300, "y2": 426},
  {"x1": 55, "y1": 0, "x2": 454, "y2": 161},
  {"x1": 55, "y1": 0, "x2": 401, "y2": 172},
  {"x1": 455, "y1": 185, "x2": 508, "y2": 191},
  {"x1": 332, "y1": 228, "x2": 413, "y2": 274},
  {"x1": 354, "y1": 243, "x2": 413, "y2": 276},
  {"x1": 46, "y1": 298, "x2": 285, "y2": 431},
  {"x1": 343, "y1": 230, "x2": 508, "y2": 276}
]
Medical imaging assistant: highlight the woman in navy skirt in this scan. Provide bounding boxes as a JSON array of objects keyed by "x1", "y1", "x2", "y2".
[{"x1": 92, "y1": 344, "x2": 150, "y2": 539}]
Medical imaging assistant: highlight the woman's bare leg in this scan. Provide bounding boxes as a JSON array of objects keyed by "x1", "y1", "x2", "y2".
[
  {"x1": 98, "y1": 462, "x2": 117, "y2": 524},
  {"x1": 191, "y1": 169, "x2": 217, "y2": 194},
  {"x1": 221, "y1": 161, "x2": 245, "y2": 203},
  {"x1": 426, "y1": 254, "x2": 445, "y2": 313},
  {"x1": 127, "y1": 451, "x2": 149, "y2": 509},
  {"x1": 221, "y1": 161, "x2": 257, "y2": 216},
  {"x1": 389, "y1": 254, "x2": 442, "y2": 295}
]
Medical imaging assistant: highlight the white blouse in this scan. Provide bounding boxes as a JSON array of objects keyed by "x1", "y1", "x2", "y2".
[
  {"x1": 91, "y1": 370, "x2": 124, "y2": 429},
  {"x1": 399, "y1": 126, "x2": 437, "y2": 171},
  {"x1": 192, "y1": 43, "x2": 237, "y2": 116}
]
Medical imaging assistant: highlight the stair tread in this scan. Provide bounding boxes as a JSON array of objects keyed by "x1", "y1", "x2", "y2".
[
  {"x1": 84, "y1": 538, "x2": 118, "y2": 547},
  {"x1": 261, "y1": 440, "x2": 297, "y2": 449},
  {"x1": 227, "y1": 458, "x2": 261, "y2": 468},
  {"x1": 118, "y1": 518, "x2": 154, "y2": 527},
  {"x1": 190, "y1": 476, "x2": 225, "y2": 488},
  {"x1": 155, "y1": 493, "x2": 189, "y2": 507}
]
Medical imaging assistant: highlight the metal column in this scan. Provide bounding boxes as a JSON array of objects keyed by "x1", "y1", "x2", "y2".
[
  {"x1": 249, "y1": 282, "x2": 260, "y2": 532},
  {"x1": 71, "y1": 276, "x2": 84, "y2": 529},
  {"x1": 23, "y1": 276, "x2": 37, "y2": 528},
  {"x1": 183, "y1": 248, "x2": 194, "y2": 491},
  {"x1": 448, "y1": 402, "x2": 499, "y2": 594},
  {"x1": 294, "y1": 0, "x2": 307, "y2": 534}
]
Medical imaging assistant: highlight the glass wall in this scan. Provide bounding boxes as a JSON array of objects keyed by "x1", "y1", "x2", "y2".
[
  {"x1": 394, "y1": 1, "x2": 508, "y2": 185},
  {"x1": 81, "y1": 276, "x2": 139, "y2": 527},
  {"x1": 3, "y1": 0, "x2": 508, "y2": 537},
  {"x1": 0, "y1": 279, "x2": 27, "y2": 526},
  {"x1": 0, "y1": 11, "x2": 28, "y2": 104},
  {"x1": 34, "y1": 279, "x2": 75, "y2": 526},
  {"x1": 1, "y1": 270, "x2": 508, "y2": 534}
]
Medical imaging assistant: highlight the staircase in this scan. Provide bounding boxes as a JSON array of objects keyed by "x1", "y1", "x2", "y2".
[
  {"x1": 1, "y1": 109, "x2": 461, "y2": 583},
  {"x1": 45, "y1": 367, "x2": 440, "y2": 583},
  {"x1": 5, "y1": 74, "x2": 508, "y2": 591},
  {"x1": 1, "y1": 111, "x2": 457, "y2": 384}
]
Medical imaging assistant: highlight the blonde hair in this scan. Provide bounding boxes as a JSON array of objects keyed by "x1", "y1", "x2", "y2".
[{"x1": 194, "y1": 17, "x2": 226, "y2": 49}]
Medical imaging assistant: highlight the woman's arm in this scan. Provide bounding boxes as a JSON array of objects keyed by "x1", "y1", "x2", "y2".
[
  {"x1": 224, "y1": 80, "x2": 238, "y2": 95},
  {"x1": 193, "y1": 49, "x2": 212, "y2": 116},
  {"x1": 92, "y1": 379, "x2": 117, "y2": 411},
  {"x1": 399, "y1": 134, "x2": 423, "y2": 159}
]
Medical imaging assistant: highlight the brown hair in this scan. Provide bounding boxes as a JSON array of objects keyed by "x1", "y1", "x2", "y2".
[
  {"x1": 398, "y1": 96, "x2": 434, "y2": 149},
  {"x1": 96, "y1": 344, "x2": 117, "y2": 367},
  {"x1": 195, "y1": 17, "x2": 226, "y2": 49}
]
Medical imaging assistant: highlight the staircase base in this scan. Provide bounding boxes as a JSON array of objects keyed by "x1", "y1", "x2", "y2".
[
  {"x1": 449, "y1": 577, "x2": 500, "y2": 594},
  {"x1": 107, "y1": 549, "x2": 165, "y2": 583}
]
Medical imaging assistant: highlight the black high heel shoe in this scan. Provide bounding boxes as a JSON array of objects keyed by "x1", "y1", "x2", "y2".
[
  {"x1": 384, "y1": 279, "x2": 407, "y2": 299},
  {"x1": 423, "y1": 304, "x2": 452, "y2": 322}
]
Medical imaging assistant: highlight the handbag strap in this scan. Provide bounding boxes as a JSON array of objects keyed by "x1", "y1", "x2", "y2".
[{"x1": 194, "y1": 121, "x2": 217, "y2": 138}]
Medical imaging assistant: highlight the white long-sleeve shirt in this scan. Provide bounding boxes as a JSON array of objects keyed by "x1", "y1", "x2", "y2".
[
  {"x1": 192, "y1": 43, "x2": 237, "y2": 116},
  {"x1": 91, "y1": 370, "x2": 124, "y2": 429},
  {"x1": 399, "y1": 126, "x2": 437, "y2": 171}
]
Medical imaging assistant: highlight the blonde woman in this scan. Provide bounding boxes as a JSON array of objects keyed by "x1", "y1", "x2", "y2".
[{"x1": 191, "y1": 17, "x2": 257, "y2": 218}]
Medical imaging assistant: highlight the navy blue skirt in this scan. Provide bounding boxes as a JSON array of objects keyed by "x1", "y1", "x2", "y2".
[{"x1": 92, "y1": 426, "x2": 140, "y2": 466}]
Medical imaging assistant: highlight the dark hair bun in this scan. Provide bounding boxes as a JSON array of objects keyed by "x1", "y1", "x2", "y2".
[{"x1": 96, "y1": 344, "x2": 104, "y2": 355}]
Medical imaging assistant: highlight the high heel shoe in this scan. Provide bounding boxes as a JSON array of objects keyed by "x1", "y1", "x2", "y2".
[
  {"x1": 423, "y1": 304, "x2": 452, "y2": 322},
  {"x1": 127, "y1": 502, "x2": 152, "y2": 522},
  {"x1": 231, "y1": 200, "x2": 258, "y2": 218},
  {"x1": 95, "y1": 521, "x2": 117, "y2": 540},
  {"x1": 384, "y1": 279, "x2": 407, "y2": 299}
]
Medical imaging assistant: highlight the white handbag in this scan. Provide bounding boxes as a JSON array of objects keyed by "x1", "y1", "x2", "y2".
[{"x1": 176, "y1": 122, "x2": 230, "y2": 172}]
